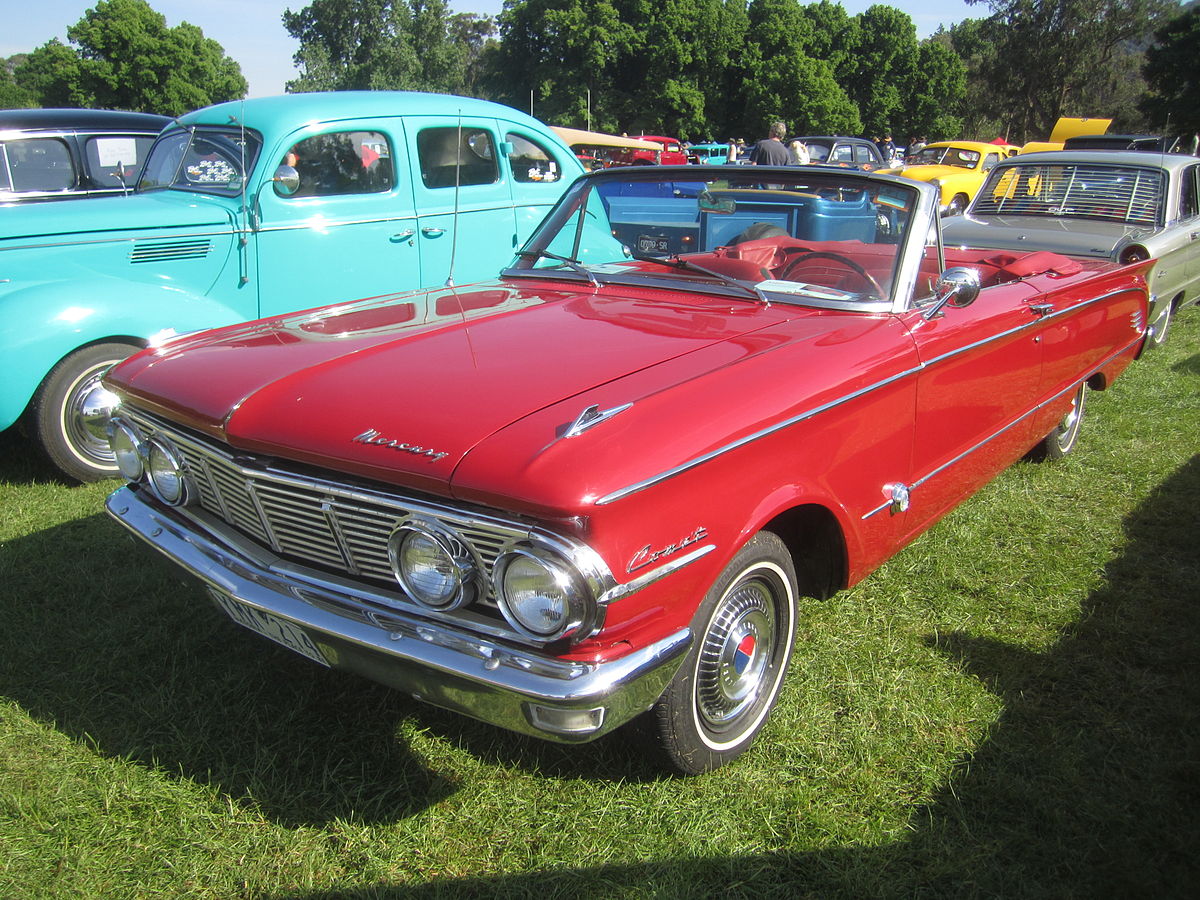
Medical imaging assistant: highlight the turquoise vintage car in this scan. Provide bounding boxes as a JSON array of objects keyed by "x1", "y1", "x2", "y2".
[{"x1": 0, "y1": 91, "x2": 582, "y2": 480}]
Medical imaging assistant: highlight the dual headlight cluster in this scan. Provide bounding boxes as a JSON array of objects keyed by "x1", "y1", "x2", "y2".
[
  {"x1": 108, "y1": 416, "x2": 193, "y2": 507},
  {"x1": 388, "y1": 518, "x2": 593, "y2": 643},
  {"x1": 109, "y1": 416, "x2": 595, "y2": 644}
]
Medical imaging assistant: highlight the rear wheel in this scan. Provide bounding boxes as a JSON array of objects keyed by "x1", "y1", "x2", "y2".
[
  {"x1": 945, "y1": 193, "x2": 968, "y2": 216},
  {"x1": 1034, "y1": 382, "x2": 1088, "y2": 461},
  {"x1": 28, "y1": 342, "x2": 136, "y2": 482},
  {"x1": 649, "y1": 532, "x2": 798, "y2": 774}
]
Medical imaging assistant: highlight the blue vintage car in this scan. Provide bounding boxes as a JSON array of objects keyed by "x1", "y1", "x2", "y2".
[{"x1": 0, "y1": 91, "x2": 582, "y2": 480}]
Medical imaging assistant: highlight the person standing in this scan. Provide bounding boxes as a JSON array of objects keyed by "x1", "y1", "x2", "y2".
[
  {"x1": 788, "y1": 139, "x2": 810, "y2": 164},
  {"x1": 750, "y1": 121, "x2": 792, "y2": 166}
]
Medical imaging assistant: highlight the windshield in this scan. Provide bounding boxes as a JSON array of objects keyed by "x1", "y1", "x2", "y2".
[
  {"x1": 510, "y1": 169, "x2": 921, "y2": 306},
  {"x1": 912, "y1": 146, "x2": 980, "y2": 169},
  {"x1": 973, "y1": 163, "x2": 1164, "y2": 225},
  {"x1": 137, "y1": 126, "x2": 263, "y2": 196}
]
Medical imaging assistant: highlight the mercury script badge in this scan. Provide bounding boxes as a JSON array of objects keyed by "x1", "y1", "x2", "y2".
[{"x1": 351, "y1": 429, "x2": 449, "y2": 462}]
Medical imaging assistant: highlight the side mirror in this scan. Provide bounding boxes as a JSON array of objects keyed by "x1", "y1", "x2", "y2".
[
  {"x1": 272, "y1": 164, "x2": 300, "y2": 196},
  {"x1": 923, "y1": 266, "x2": 982, "y2": 320}
]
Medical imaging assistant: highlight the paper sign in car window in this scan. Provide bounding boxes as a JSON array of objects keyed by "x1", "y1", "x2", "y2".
[{"x1": 95, "y1": 137, "x2": 138, "y2": 167}]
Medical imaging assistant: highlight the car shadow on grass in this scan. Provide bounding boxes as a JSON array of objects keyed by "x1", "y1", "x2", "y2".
[
  {"x1": 0, "y1": 507, "x2": 668, "y2": 828},
  {"x1": 0, "y1": 425, "x2": 76, "y2": 485},
  {"x1": 257, "y1": 455, "x2": 1200, "y2": 896}
]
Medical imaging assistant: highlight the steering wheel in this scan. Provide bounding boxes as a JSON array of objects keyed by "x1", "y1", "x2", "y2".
[{"x1": 777, "y1": 250, "x2": 885, "y2": 298}]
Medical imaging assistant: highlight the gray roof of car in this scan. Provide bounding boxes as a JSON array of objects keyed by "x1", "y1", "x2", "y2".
[{"x1": 998, "y1": 149, "x2": 1200, "y2": 172}]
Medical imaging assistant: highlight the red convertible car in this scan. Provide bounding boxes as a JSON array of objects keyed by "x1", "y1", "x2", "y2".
[{"x1": 103, "y1": 165, "x2": 1151, "y2": 774}]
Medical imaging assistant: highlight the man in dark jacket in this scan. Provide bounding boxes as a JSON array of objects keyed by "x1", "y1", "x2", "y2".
[{"x1": 750, "y1": 121, "x2": 792, "y2": 166}]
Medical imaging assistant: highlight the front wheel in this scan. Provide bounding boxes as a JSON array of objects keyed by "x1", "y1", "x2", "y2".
[
  {"x1": 1033, "y1": 382, "x2": 1088, "y2": 461},
  {"x1": 648, "y1": 532, "x2": 798, "y2": 774},
  {"x1": 27, "y1": 342, "x2": 137, "y2": 482}
]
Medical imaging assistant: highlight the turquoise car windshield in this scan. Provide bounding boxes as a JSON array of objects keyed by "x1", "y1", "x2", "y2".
[
  {"x1": 513, "y1": 169, "x2": 920, "y2": 305},
  {"x1": 137, "y1": 126, "x2": 263, "y2": 196}
]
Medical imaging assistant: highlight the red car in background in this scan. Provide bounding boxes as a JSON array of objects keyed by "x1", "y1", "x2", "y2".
[{"x1": 610, "y1": 135, "x2": 689, "y2": 166}]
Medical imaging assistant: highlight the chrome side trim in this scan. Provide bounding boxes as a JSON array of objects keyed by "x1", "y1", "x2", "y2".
[
  {"x1": 596, "y1": 363, "x2": 924, "y2": 505},
  {"x1": 600, "y1": 543, "x2": 716, "y2": 604},
  {"x1": 0, "y1": 227, "x2": 240, "y2": 255},
  {"x1": 860, "y1": 333, "x2": 1144, "y2": 520},
  {"x1": 599, "y1": 285, "x2": 1146, "y2": 506}
]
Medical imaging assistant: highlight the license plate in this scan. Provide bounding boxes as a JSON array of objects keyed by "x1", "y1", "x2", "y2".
[
  {"x1": 637, "y1": 234, "x2": 670, "y2": 254},
  {"x1": 211, "y1": 590, "x2": 330, "y2": 667}
]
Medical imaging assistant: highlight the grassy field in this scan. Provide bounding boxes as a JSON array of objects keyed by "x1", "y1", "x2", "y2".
[{"x1": 2, "y1": 313, "x2": 1197, "y2": 899}]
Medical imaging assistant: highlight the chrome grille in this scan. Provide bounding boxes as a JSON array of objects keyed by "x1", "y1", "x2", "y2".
[
  {"x1": 125, "y1": 411, "x2": 527, "y2": 608},
  {"x1": 129, "y1": 238, "x2": 212, "y2": 263}
]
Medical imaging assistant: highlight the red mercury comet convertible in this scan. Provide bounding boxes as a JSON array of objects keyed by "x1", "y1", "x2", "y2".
[{"x1": 103, "y1": 165, "x2": 1151, "y2": 774}]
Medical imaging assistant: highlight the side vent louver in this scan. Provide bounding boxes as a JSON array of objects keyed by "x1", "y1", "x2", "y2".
[{"x1": 129, "y1": 239, "x2": 212, "y2": 264}]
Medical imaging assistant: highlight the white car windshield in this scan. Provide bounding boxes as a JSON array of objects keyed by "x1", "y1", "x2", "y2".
[
  {"x1": 137, "y1": 126, "x2": 263, "y2": 196},
  {"x1": 511, "y1": 168, "x2": 921, "y2": 306}
]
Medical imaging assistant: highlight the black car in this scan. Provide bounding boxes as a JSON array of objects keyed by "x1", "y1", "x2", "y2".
[
  {"x1": 0, "y1": 108, "x2": 170, "y2": 204},
  {"x1": 793, "y1": 136, "x2": 886, "y2": 170}
]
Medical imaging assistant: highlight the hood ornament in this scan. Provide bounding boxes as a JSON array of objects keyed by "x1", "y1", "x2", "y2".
[{"x1": 563, "y1": 403, "x2": 633, "y2": 438}]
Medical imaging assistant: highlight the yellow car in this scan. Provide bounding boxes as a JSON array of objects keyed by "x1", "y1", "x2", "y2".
[{"x1": 882, "y1": 140, "x2": 1020, "y2": 215}]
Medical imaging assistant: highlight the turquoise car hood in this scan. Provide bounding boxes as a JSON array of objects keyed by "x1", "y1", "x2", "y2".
[{"x1": 0, "y1": 190, "x2": 234, "y2": 242}]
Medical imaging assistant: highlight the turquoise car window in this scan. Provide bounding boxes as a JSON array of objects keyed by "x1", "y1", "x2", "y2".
[
  {"x1": 280, "y1": 131, "x2": 393, "y2": 197},
  {"x1": 417, "y1": 127, "x2": 498, "y2": 189},
  {"x1": 505, "y1": 132, "x2": 561, "y2": 184},
  {"x1": 2, "y1": 138, "x2": 74, "y2": 192},
  {"x1": 84, "y1": 135, "x2": 156, "y2": 187},
  {"x1": 137, "y1": 127, "x2": 263, "y2": 196}
]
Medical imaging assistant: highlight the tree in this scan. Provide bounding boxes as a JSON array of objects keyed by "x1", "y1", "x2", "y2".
[
  {"x1": 13, "y1": 0, "x2": 246, "y2": 114},
  {"x1": 1, "y1": 55, "x2": 37, "y2": 108},
  {"x1": 963, "y1": 0, "x2": 1172, "y2": 142},
  {"x1": 1142, "y1": 4, "x2": 1200, "y2": 136},
  {"x1": 283, "y1": 0, "x2": 486, "y2": 94}
]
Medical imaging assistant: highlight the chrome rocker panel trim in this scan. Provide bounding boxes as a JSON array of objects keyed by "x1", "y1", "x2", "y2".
[{"x1": 105, "y1": 485, "x2": 692, "y2": 743}]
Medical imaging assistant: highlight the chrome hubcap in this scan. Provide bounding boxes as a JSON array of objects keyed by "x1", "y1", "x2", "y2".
[
  {"x1": 63, "y1": 362, "x2": 121, "y2": 466},
  {"x1": 1053, "y1": 385, "x2": 1086, "y2": 452},
  {"x1": 696, "y1": 579, "x2": 776, "y2": 728}
]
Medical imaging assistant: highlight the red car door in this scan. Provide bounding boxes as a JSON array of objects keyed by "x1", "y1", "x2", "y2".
[{"x1": 895, "y1": 280, "x2": 1045, "y2": 543}]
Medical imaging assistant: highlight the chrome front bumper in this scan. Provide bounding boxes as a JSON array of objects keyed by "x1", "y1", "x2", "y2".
[{"x1": 105, "y1": 486, "x2": 691, "y2": 743}]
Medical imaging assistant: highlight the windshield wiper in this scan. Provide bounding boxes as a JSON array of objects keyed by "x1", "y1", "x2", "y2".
[
  {"x1": 515, "y1": 249, "x2": 598, "y2": 288},
  {"x1": 629, "y1": 252, "x2": 769, "y2": 305}
]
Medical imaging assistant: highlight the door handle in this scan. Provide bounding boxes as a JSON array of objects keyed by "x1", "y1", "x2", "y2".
[
  {"x1": 390, "y1": 229, "x2": 415, "y2": 242},
  {"x1": 421, "y1": 227, "x2": 446, "y2": 237},
  {"x1": 1027, "y1": 302, "x2": 1054, "y2": 317}
]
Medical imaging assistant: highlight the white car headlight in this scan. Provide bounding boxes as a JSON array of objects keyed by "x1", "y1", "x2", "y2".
[
  {"x1": 146, "y1": 437, "x2": 191, "y2": 506},
  {"x1": 388, "y1": 520, "x2": 476, "y2": 610},
  {"x1": 495, "y1": 546, "x2": 589, "y2": 641},
  {"x1": 108, "y1": 417, "x2": 144, "y2": 482}
]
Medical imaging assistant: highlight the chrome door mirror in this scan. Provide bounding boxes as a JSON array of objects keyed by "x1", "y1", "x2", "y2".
[
  {"x1": 923, "y1": 266, "x2": 982, "y2": 320},
  {"x1": 272, "y1": 164, "x2": 300, "y2": 196}
]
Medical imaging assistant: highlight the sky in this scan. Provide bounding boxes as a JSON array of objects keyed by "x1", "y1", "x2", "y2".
[{"x1": 2, "y1": 1, "x2": 980, "y2": 100}]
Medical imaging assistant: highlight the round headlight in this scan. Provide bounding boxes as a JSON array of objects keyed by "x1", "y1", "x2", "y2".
[
  {"x1": 146, "y1": 438, "x2": 190, "y2": 506},
  {"x1": 108, "y1": 417, "x2": 144, "y2": 482},
  {"x1": 388, "y1": 521, "x2": 475, "y2": 610},
  {"x1": 495, "y1": 547, "x2": 587, "y2": 641}
]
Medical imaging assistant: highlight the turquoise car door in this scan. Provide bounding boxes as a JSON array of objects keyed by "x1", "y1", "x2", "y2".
[
  {"x1": 502, "y1": 126, "x2": 577, "y2": 250},
  {"x1": 254, "y1": 124, "x2": 421, "y2": 318},
  {"x1": 405, "y1": 117, "x2": 518, "y2": 287}
]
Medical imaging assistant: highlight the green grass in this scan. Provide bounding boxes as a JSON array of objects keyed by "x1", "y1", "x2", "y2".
[{"x1": 2, "y1": 313, "x2": 1198, "y2": 899}]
